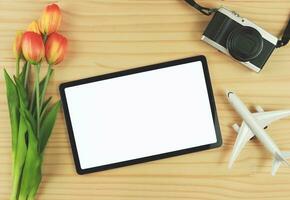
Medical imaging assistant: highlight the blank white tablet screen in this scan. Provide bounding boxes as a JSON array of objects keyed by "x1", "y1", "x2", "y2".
[{"x1": 64, "y1": 61, "x2": 217, "y2": 170}]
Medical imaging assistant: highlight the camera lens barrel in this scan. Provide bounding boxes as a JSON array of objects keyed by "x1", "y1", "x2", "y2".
[{"x1": 227, "y1": 26, "x2": 264, "y2": 62}]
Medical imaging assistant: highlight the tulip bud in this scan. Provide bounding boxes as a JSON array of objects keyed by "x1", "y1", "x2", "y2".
[
  {"x1": 45, "y1": 32, "x2": 68, "y2": 65},
  {"x1": 38, "y1": 4, "x2": 62, "y2": 35},
  {"x1": 13, "y1": 31, "x2": 23, "y2": 60},
  {"x1": 27, "y1": 20, "x2": 41, "y2": 34},
  {"x1": 22, "y1": 31, "x2": 45, "y2": 64}
]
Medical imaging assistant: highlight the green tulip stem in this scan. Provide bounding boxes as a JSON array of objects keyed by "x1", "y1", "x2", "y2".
[
  {"x1": 24, "y1": 62, "x2": 30, "y2": 89},
  {"x1": 29, "y1": 80, "x2": 36, "y2": 113},
  {"x1": 35, "y1": 64, "x2": 41, "y2": 138},
  {"x1": 40, "y1": 64, "x2": 53, "y2": 111},
  {"x1": 16, "y1": 58, "x2": 20, "y2": 78}
]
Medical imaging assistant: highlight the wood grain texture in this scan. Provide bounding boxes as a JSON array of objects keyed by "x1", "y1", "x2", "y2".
[{"x1": 1, "y1": 0, "x2": 290, "y2": 199}]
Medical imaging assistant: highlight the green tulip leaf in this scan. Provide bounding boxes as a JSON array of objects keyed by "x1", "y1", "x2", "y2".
[
  {"x1": 4, "y1": 69, "x2": 19, "y2": 152},
  {"x1": 14, "y1": 76, "x2": 29, "y2": 108},
  {"x1": 18, "y1": 108, "x2": 41, "y2": 200},
  {"x1": 39, "y1": 101, "x2": 61, "y2": 154},
  {"x1": 11, "y1": 75, "x2": 31, "y2": 199},
  {"x1": 18, "y1": 62, "x2": 27, "y2": 85},
  {"x1": 11, "y1": 115, "x2": 28, "y2": 200},
  {"x1": 41, "y1": 96, "x2": 52, "y2": 117}
]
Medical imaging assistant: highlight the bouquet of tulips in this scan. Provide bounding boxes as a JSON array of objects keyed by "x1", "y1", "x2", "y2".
[{"x1": 4, "y1": 4, "x2": 68, "y2": 200}]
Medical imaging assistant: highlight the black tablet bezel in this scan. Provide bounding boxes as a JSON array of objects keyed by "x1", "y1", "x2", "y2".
[{"x1": 59, "y1": 55, "x2": 222, "y2": 175}]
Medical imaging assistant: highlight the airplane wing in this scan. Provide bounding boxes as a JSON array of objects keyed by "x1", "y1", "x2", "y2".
[
  {"x1": 228, "y1": 122, "x2": 254, "y2": 169},
  {"x1": 253, "y1": 110, "x2": 290, "y2": 128}
]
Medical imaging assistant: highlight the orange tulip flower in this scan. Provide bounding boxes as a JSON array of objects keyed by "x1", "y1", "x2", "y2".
[
  {"x1": 38, "y1": 3, "x2": 62, "y2": 35},
  {"x1": 45, "y1": 32, "x2": 68, "y2": 65},
  {"x1": 27, "y1": 20, "x2": 41, "y2": 34},
  {"x1": 22, "y1": 32, "x2": 45, "y2": 64},
  {"x1": 13, "y1": 31, "x2": 23, "y2": 60}
]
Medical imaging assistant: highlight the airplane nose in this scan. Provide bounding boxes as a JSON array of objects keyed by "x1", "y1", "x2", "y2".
[{"x1": 225, "y1": 89, "x2": 233, "y2": 98}]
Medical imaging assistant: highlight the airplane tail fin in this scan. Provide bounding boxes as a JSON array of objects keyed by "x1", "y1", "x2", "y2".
[{"x1": 272, "y1": 152, "x2": 290, "y2": 176}]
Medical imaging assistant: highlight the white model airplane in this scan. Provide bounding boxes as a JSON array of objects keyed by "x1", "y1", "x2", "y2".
[{"x1": 226, "y1": 90, "x2": 290, "y2": 175}]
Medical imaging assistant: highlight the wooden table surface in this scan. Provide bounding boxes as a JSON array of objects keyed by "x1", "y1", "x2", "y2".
[{"x1": 1, "y1": 0, "x2": 290, "y2": 199}]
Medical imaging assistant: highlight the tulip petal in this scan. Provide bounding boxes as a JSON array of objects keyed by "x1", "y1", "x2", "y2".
[
  {"x1": 39, "y1": 4, "x2": 62, "y2": 35},
  {"x1": 45, "y1": 32, "x2": 67, "y2": 65},
  {"x1": 22, "y1": 32, "x2": 45, "y2": 64}
]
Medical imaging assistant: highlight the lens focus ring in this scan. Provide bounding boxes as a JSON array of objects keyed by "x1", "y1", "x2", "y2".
[{"x1": 226, "y1": 26, "x2": 264, "y2": 62}]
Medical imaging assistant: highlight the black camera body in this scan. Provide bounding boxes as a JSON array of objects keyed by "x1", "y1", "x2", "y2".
[{"x1": 202, "y1": 8, "x2": 278, "y2": 72}]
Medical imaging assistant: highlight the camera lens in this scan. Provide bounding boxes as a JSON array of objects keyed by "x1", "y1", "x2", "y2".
[{"x1": 226, "y1": 26, "x2": 263, "y2": 62}]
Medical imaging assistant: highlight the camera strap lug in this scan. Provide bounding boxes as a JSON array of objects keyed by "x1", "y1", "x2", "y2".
[
  {"x1": 184, "y1": 0, "x2": 217, "y2": 16},
  {"x1": 276, "y1": 19, "x2": 290, "y2": 48}
]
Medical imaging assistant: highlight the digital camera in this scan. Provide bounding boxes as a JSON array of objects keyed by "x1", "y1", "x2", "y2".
[{"x1": 201, "y1": 7, "x2": 278, "y2": 72}]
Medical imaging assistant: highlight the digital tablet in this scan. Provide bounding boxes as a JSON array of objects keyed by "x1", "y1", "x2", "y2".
[{"x1": 60, "y1": 56, "x2": 222, "y2": 175}]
